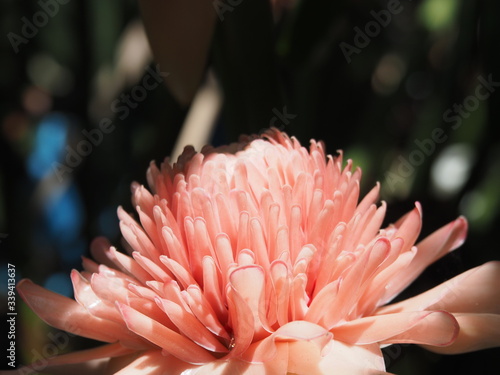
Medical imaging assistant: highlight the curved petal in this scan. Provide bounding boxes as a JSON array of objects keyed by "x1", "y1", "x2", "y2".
[
  {"x1": 392, "y1": 203, "x2": 422, "y2": 252},
  {"x1": 34, "y1": 343, "x2": 134, "y2": 368},
  {"x1": 183, "y1": 285, "x2": 231, "y2": 341},
  {"x1": 229, "y1": 265, "x2": 269, "y2": 340},
  {"x1": 383, "y1": 216, "x2": 468, "y2": 301},
  {"x1": 187, "y1": 357, "x2": 285, "y2": 375},
  {"x1": 333, "y1": 311, "x2": 458, "y2": 347},
  {"x1": 90, "y1": 237, "x2": 119, "y2": 269},
  {"x1": 107, "y1": 246, "x2": 152, "y2": 284},
  {"x1": 224, "y1": 285, "x2": 255, "y2": 358},
  {"x1": 422, "y1": 313, "x2": 500, "y2": 354},
  {"x1": 377, "y1": 261, "x2": 500, "y2": 315},
  {"x1": 241, "y1": 320, "x2": 332, "y2": 363},
  {"x1": 118, "y1": 303, "x2": 215, "y2": 364},
  {"x1": 71, "y1": 270, "x2": 123, "y2": 324},
  {"x1": 17, "y1": 280, "x2": 138, "y2": 345},
  {"x1": 155, "y1": 298, "x2": 228, "y2": 353},
  {"x1": 113, "y1": 350, "x2": 197, "y2": 375},
  {"x1": 317, "y1": 341, "x2": 387, "y2": 375},
  {"x1": 305, "y1": 280, "x2": 339, "y2": 327}
]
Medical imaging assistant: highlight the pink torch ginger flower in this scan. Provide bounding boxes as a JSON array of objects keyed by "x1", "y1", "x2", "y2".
[{"x1": 13, "y1": 129, "x2": 500, "y2": 374}]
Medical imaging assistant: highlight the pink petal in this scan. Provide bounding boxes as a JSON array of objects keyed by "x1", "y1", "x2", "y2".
[
  {"x1": 341, "y1": 178, "x2": 360, "y2": 223},
  {"x1": 26, "y1": 342, "x2": 134, "y2": 368},
  {"x1": 118, "y1": 303, "x2": 215, "y2": 364},
  {"x1": 358, "y1": 201, "x2": 387, "y2": 246},
  {"x1": 225, "y1": 286, "x2": 255, "y2": 358},
  {"x1": 422, "y1": 313, "x2": 500, "y2": 354},
  {"x1": 136, "y1": 205, "x2": 164, "y2": 256},
  {"x1": 305, "y1": 280, "x2": 340, "y2": 328},
  {"x1": 71, "y1": 270, "x2": 123, "y2": 323},
  {"x1": 333, "y1": 311, "x2": 458, "y2": 346},
  {"x1": 288, "y1": 204, "x2": 303, "y2": 261},
  {"x1": 354, "y1": 182, "x2": 380, "y2": 216},
  {"x1": 81, "y1": 256, "x2": 100, "y2": 274},
  {"x1": 383, "y1": 216, "x2": 468, "y2": 301},
  {"x1": 377, "y1": 261, "x2": 500, "y2": 315},
  {"x1": 188, "y1": 357, "x2": 288, "y2": 375},
  {"x1": 183, "y1": 285, "x2": 231, "y2": 341},
  {"x1": 250, "y1": 217, "x2": 271, "y2": 271},
  {"x1": 306, "y1": 197, "x2": 335, "y2": 249},
  {"x1": 237, "y1": 249, "x2": 256, "y2": 266},
  {"x1": 215, "y1": 192, "x2": 238, "y2": 247},
  {"x1": 191, "y1": 188, "x2": 221, "y2": 243},
  {"x1": 317, "y1": 341, "x2": 387, "y2": 374},
  {"x1": 392, "y1": 203, "x2": 422, "y2": 253},
  {"x1": 202, "y1": 256, "x2": 228, "y2": 323},
  {"x1": 161, "y1": 225, "x2": 190, "y2": 271},
  {"x1": 358, "y1": 239, "x2": 412, "y2": 313},
  {"x1": 229, "y1": 265, "x2": 270, "y2": 340},
  {"x1": 287, "y1": 340, "x2": 335, "y2": 375},
  {"x1": 89, "y1": 237, "x2": 118, "y2": 269},
  {"x1": 107, "y1": 246, "x2": 152, "y2": 284},
  {"x1": 241, "y1": 320, "x2": 332, "y2": 363},
  {"x1": 160, "y1": 255, "x2": 197, "y2": 288},
  {"x1": 213, "y1": 233, "x2": 235, "y2": 285},
  {"x1": 289, "y1": 274, "x2": 309, "y2": 321},
  {"x1": 90, "y1": 272, "x2": 134, "y2": 305},
  {"x1": 113, "y1": 350, "x2": 197, "y2": 375},
  {"x1": 155, "y1": 297, "x2": 228, "y2": 353},
  {"x1": 17, "y1": 279, "x2": 138, "y2": 345},
  {"x1": 269, "y1": 260, "x2": 291, "y2": 326},
  {"x1": 133, "y1": 252, "x2": 173, "y2": 282},
  {"x1": 91, "y1": 273, "x2": 176, "y2": 331}
]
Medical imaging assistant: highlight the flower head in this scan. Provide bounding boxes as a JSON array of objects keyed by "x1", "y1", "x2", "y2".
[{"x1": 16, "y1": 129, "x2": 500, "y2": 374}]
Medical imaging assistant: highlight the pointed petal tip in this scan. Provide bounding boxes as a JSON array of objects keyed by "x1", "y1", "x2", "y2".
[
  {"x1": 90, "y1": 236, "x2": 111, "y2": 249},
  {"x1": 130, "y1": 181, "x2": 141, "y2": 192},
  {"x1": 116, "y1": 302, "x2": 131, "y2": 325},
  {"x1": 70, "y1": 268, "x2": 79, "y2": 280},
  {"x1": 450, "y1": 216, "x2": 468, "y2": 250},
  {"x1": 414, "y1": 201, "x2": 423, "y2": 216},
  {"x1": 16, "y1": 278, "x2": 34, "y2": 294}
]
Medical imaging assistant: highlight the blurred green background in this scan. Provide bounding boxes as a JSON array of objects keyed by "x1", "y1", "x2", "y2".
[{"x1": 1, "y1": 0, "x2": 499, "y2": 373}]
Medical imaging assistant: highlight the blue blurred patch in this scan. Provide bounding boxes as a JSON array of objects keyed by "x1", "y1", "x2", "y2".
[
  {"x1": 27, "y1": 113, "x2": 68, "y2": 180},
  {"x1": 44, "y1": 272, "x2": 74, "y2": 297},
  {"x1": 98, "y1": 206, "x2": 120, "y2": 239},
  {"x1": 42, "y1": 184, "x2": 86, "y2": 265}
]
